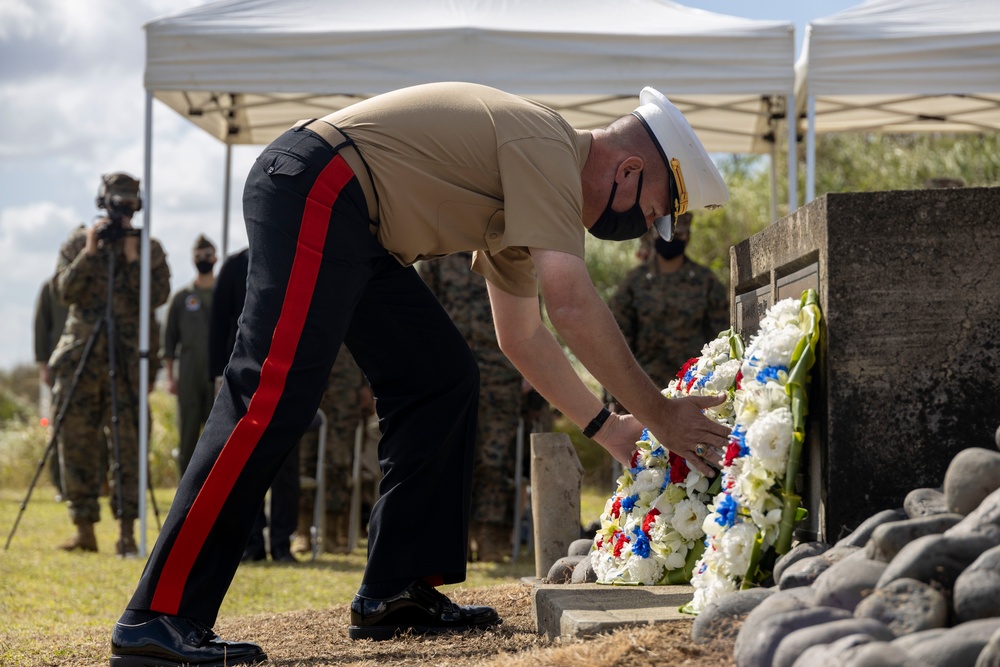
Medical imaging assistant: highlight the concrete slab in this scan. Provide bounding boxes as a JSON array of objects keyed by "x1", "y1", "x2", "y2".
[{"x1": 532, "y1": 583, "x2": 694, "y2": 639}]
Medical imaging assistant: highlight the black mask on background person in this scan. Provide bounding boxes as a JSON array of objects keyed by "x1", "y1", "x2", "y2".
[
  {"x1": 655, "y1": 237, "x2": 686, "y2": 260},
  {"x1": 195, "y1": 261, "x2": 214, "y2": 275},
  {"x1": 588, "y1": 172, "x2": 647, "y2": 241}
]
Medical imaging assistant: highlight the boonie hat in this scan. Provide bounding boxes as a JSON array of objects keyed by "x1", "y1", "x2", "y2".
[{"x1": 631, "y1": 87, "x2": 728, "y2": 241}]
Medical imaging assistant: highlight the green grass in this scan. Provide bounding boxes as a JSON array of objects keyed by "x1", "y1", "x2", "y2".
[
  {"x1": 0, "y1": 484, "x2": 610, "y2": 664},
  {"x1": 0, "y1": 369, "x2": 615, "y2": 664}
]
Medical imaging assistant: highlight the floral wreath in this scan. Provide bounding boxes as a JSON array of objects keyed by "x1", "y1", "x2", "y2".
[
  {"x1": 685, "y1": 290, "x2": 821, "y2": 613},
  {"x1": 590, "y1": 330, "x2": 743, "y2": 586}
]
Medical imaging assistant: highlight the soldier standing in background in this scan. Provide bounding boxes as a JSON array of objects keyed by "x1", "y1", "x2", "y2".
[
  {"x1": 209, "y1": 247, "x2": 299, "y2": 563},
  {"x1": 50, "y1": 172, "x2": 171, "y2": 555},
  {"x1": 608, "y1": 212, "x2": 728, "y2": 397},
  {"x1": 34, "y1": 272, "x2": 69, "y2": 496},
  {"x1": 161, "y1": 235, "x2": 217, "y2": 477},
  {"x1": 291, "y1": 344, "x2": 373, "y2": 556},
  {"x1": 419, "y1": 252, "x2": 532, "y2": 562}
]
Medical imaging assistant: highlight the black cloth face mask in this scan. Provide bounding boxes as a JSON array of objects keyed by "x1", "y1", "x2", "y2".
[
  {"x1": 655, "y1": 237, "x2": 686, "y2": 260},
  {"x1": 195, "y1": 261, "x2": 215, "y2": 274},
  {"x1": 588, "y1": 172, "x2": 647, "y2": 241}
]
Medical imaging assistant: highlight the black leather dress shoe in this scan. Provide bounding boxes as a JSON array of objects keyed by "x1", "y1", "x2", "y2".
[
  {"x1": 110, "y1": 614, "x2": 267, "y2": 666},
  {"x1": 349, "y1": 579, "x2": 501, "y2": 640}
]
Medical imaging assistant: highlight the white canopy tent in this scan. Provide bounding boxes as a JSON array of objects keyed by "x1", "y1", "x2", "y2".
[
  {"x1": 135, "y1": 0, "x2": 797, "y2": 554},
  {"x1": 795, "y1": 0, "x2": 1000, "y2": 201}
]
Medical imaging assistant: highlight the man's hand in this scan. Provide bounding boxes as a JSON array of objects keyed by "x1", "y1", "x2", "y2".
[
  {"x1": 84, "y1": 219, "x2": 107, "y2": 256},
  {"x1": 123, "y1": 234, "x2": 140, "y2": 263},
  {"x1": 648, "y1": 394, "x2": 730, "y2": 477}
]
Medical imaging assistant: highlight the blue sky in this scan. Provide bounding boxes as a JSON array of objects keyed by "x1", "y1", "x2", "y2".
[{"x1": 0, "y1": 0, "x2": 861, "y2": 371}]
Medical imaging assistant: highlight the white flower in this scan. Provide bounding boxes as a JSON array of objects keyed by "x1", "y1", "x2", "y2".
[
  {"x1": 759, "y1": 298, "x2": 801, "y2": 330},
  {"x1": 671, "y1": 499, "x2": 709, "y2": 541},
  {"x1": 626, "y1": 554, "x2": 665, "y2": 584},
  {"x1": 635, "y1": 468, "x2": 667, "y2": 495},
  {"x1": 719, "y1": 521, "x2": 758, "y2": 576},
  {"x1": 665, "y1": 551, "x2": 687, "y2": 570},
  {"x1": 745, "y1": 407, "x2": 793, "y2": 473}
]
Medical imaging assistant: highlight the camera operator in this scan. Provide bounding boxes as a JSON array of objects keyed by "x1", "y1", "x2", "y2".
[{"x1": 49, "y1": 172, "x2": 171, "y2": 555}]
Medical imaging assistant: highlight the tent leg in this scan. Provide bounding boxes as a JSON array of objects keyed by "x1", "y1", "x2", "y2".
[
  {"x1": 138, "y1": 91, "x2": 154, "y2": 558},
  {"x1": 806, "y1": 95, "x2": 816, "y2": 204},
  {"x1": 787, "y1": 92, "x2": 797, "y2": 213},
  {"x1": 222, "y1": 142, "x2": 232, "y2": 259}
]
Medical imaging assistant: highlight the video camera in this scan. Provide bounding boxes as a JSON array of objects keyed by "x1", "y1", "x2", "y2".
[{"x1": 95, "y1": 172, "x2": 143, "y2": 242}]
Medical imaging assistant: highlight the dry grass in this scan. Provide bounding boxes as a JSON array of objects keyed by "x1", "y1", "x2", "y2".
[{"x1": 24, "y1": 583, "x2": 734, "y2": 667}]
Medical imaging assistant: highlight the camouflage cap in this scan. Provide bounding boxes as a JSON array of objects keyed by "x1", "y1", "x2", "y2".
[
  {"x1": 97, "y1": 171, "x2": 142, "y2": 211},
  {"x1": 192, "y1": 234, "x2": 216, "y2": 251}
]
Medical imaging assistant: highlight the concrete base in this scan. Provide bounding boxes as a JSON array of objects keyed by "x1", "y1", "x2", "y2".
[{"x1": 532, "y1": 583, "x2": 694, "y2": 639}]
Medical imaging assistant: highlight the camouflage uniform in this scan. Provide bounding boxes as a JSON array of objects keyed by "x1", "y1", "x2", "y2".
[
  {"x1": 34, "y1": 274, "x2": 69, "y2": 491},
  {"x1": 161, "y1": 282, "x2": 214, "y2": 475},
  {"x1": 419, "y1": 253, "x2": 524, "y2": 556},
  {"x1": 609, "y1": 255, "x2": 729, "y2": 392},
  {"x1": 297, "y1": 343, "x2": 368, "y2": 549},
  {"x1": 50, "y1": 224, "x2": 170, "y2": 529}
]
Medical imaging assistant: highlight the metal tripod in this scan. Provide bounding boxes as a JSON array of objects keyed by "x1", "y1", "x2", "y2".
[{"x1": 5, "y1": 238, "x2": 161, "y2": 551}]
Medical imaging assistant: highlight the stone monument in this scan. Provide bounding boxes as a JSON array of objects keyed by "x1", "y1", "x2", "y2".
[{"x1": 730, "y1": 187, "x2": 1000, "y2": 541}]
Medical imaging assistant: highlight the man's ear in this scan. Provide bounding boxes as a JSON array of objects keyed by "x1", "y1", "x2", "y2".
[{"x1": 616, "y1": 156, "x2": 644, "y2": 183}]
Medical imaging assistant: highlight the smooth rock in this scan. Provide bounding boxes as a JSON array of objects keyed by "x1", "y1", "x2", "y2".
[
  {"x1": 773, "y1": 541, "x2": 831, "y2": 584},
  {"x1": 691, "y1": 586, "x2": 773, "y2": 644},
  {"x1": 854, "y1": 577, "x2": 948, "y2": 636},
  {"x1": 841, "y1": 642, "x2": 934, "y2": 667},
  {"x1": 570, "y1": 556, "x2": 597, "y2": 584},
  {"x1": 545, "y1": 555, "x2": 584, "y2": 584},
  {"x1": 954, "y1": 544, "x2": 1000, "y2": 623},
  {"x1": 944, "y1": 448, "x2": 1000, "y2": 515},
  {"x1": 790, "y1": 634, "x2": 879, "y2": 667},
  {"x1": 976, "y1": 626, "x2": 1000, "y2": 667},
  {"x1": 779, "y1": 545, "x2": 861, "y2": 590},
  {"x1": 779, "y1": 555, "x2": 833, "y2": 590},
  {"x1": 735, "y1": 588, "x2": 817, "y2": 658},
  {"x1": 946, "y1": 486, "x2": 1000, "y2": 543},
  {"x1": 894, "y1": 619, "x2": 1000, "y2": 667},
  {"x1": 904, "y1": 488, "x2": 949, "y2": 519},
  {"x1": 812, "y1": 556, "x2": 888, "y2": 612},
  {"x1": 567, "y1": 538, "x2": 594, "y2": 557},
  {"x1": 835, "y1": 509, "x2": 907, "y2": 548},
  {"x1": 773, "y1": 618, "x2": 894, "y2": 667},
  {"x1": 876, "y1": 533, "x2": 997, "y2": 591},
  {"x1": 866, "y1": 513, "x2": 964, "y2": 562},
  {"x1": 735, "y1": 607, "x2": 853, "y2": 667}
]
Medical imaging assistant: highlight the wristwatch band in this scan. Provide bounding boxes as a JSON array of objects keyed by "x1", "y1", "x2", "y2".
[{"x1": 582, "y1": 407, "x2": 612, "y2": 438}]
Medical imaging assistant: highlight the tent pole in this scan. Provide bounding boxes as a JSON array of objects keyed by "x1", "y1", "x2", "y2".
[
  {"x1": 769, "y1": 142, "x2": 779, "y2": 222},
  {"x1": 139, "y1": 91, "x2": 153, "y2": 558},
  {"x1": 787, "y1": 93, "x2": 797, "y2": 212},
  {"x1": 222, "y1": 142, "x2": 232, "y2": 259},
  {"x1": 806, "y1": 95, "x2": 816, "y2": 203}
]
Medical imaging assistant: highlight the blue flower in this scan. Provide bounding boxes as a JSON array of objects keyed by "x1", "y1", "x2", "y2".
[
  {"x1": 631, "y1": 526, "x2": 651, "y2": 558},
  {"x1": 621, "y1": 494, "x2": 640, "y2": 512},
  {"x1": 756, "y1": 365, "x2": 788, "y2": 384},
  {"x1": 639, "y1": 428, "x2": 651, "y2": 443},
  {"x1": 714, "y1": 492, "x2": 738, "y2": 528},
  {"x1": 730, "y1": 424, "x2": 750, "y2": 457}
]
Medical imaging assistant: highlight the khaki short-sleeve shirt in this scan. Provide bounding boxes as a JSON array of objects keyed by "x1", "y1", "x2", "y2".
[{"x1": 325, "y1": 82, "x2": 591, "y2": 297}]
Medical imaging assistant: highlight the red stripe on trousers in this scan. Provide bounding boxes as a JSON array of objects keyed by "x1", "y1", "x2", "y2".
[{"x1": 151, "y1": 155, "x2": 355, "y2": 614}]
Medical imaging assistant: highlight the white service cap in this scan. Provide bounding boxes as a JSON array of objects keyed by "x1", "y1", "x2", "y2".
[{"x1": 632, "y1": 87, "x2": 729, "y2": 241}]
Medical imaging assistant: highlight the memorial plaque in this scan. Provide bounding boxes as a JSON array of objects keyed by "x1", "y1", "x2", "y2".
[{"x1": 730, "y1": 188, "x2": 1000, "y2": 541}]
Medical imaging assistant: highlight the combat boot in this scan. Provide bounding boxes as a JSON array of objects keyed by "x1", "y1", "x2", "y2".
[
  {"x1": 290, "y1": 510, "x2": 312, "y2": 556},
  {"x1": 324, "y1": 512, "x2": 350, "y2": 554},
  {"x1": 59, "y1": 522, "x2": 98, "y2": 552},
  {"x1": 116, "y1": 520, "x2": 138, "y2": 557},
  {"x1": 476, "y1": 522, "x2": 511, "y2": 563}
]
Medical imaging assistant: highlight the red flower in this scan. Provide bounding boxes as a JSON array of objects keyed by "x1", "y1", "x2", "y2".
[
  {"x1": 668, "y1": 452, "x2": 690, "y2": 484},
  {"x1": 642, "y1": 508, "x2": 661, "y2": 534},
  {"x1": 611, "y1": 496, "x2": 622, "y2": 518},
  {"x1": 724, "y1": 441, "x2": 742, "y2": 467},
  {"x1": 596, "y1": 537, "x2": 604, "y2": 549},
  {"x1": 676, "y1": 357, "x2": 699, "y2": 380},
  {"x1": 613, "y1": 532, "x2": 629, "y2": 558},
  {"x1": 735, "y1": 369, "x2": 743, "y2": 390},
  {"x1": 630, "y1": 449, "x2": 641, "y2": 468}
]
